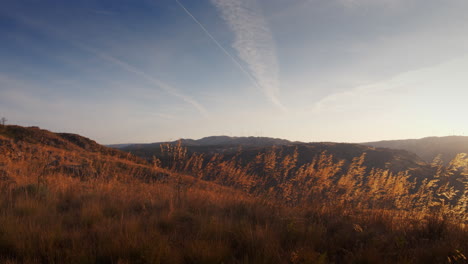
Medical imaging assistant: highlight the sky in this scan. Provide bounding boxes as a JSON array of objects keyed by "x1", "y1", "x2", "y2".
[{"x1": 1, "y1": 0, "x2": 468, "y2": 144}]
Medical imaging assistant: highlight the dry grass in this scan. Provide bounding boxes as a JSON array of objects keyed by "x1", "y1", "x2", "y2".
[
  {"x1": 162, "y1": 144, "x2": 468, "y2": 223},
  {"x1": 0, "y1": 131, "x2": 467, "y2": 263},
  {"x1": 1, "y1": 170, "x2": 467, "y2": 263}
]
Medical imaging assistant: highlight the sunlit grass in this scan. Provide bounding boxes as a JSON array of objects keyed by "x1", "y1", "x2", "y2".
[{"x1": 0, "y1": 130, "x2": 467, "y2": 263}]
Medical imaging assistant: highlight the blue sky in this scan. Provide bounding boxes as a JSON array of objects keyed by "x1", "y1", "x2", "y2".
[{"x1": 1, "y1": 0, "x2": 468, "y2": 144}]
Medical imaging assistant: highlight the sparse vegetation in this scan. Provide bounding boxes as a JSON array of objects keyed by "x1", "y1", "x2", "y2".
[{"x1": 0, "y1": 126, "x2": 467, "y2": 263}]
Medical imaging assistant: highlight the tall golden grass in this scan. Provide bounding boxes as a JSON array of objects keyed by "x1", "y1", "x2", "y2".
[
  {"x1": 160, "y1": 142, "x2": 468, "y2": 223},
  {"x1": 0, "y1": 137, "x2": 467, "y2": 263}
]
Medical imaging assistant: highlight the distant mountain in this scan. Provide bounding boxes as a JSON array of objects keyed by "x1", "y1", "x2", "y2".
[
  {"x1": 106, "y1": 143, "x2": 138, "y2": 149},
  {"x1": 109, "y1": 136, "x2": 291, "y2": 152},
  {"x1": 362, "y1": 136, "x2": 468, "y2": 164},
  {"x1": 119, "y1": 136, "x2": 427, "y2": 173},
  {"x1": 224, "y1": 143, "x2": 427, "y2": 173},
  {"x1": 119, "y1": 136, "x2": 293, "y2": 159},
  {"x1": 158, "y1": 136, "x2": 292, "y2": 147}
]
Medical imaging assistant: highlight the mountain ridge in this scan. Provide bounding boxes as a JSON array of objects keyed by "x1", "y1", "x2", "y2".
[
  {"x1": 363, "y1": 135, "x2": 468, "y2": 164},
  {"x1": 117, "y1": 135, "x2": 429, "y2": 174},
  {"x1": 114, "y1": 135, "x2": 468, "y2": 167},
  {"x1": 109, "y1": 135, "x2": 294, "y2": 149}
]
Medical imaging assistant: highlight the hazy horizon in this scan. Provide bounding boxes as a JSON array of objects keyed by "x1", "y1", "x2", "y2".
[
  {"x1": 2, "y1": 0, "x2": 468, "y2": 144},
  {"x1": 98, "y1": 133, "x2": 468, "y2": 145}
]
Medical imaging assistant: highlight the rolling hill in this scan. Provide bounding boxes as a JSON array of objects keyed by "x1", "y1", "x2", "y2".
[
  {"x1": 0, "y1": 125, "x2": 166, "y2": 182},
  {"x1": 363, "y1": 136, "x2": 468, "y2": 164},
  {"x1": 118, "y1": 136, "x2": 428, "y2": 173},
  {"x1": 1, "y1": 125, "x2": 467, "y2": 263}
]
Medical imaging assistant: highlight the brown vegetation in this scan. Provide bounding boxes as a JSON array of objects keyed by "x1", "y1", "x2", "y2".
[
  {"x1": 160, "y1": 142, "x2": 468, "y2": 222},
  {"x1": 0, "y1": 126, "x2": 467, "y2": 263}
]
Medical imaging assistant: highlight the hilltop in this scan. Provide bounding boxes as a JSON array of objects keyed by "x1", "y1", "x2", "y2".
[
  {"x1": 117, "y1": 136, "x2": 427, "y2": 173},
  {"x1": 363, "y1": 136, "x2": 468, "y2": 164},
  {"x1": 1, "y1": 125, "x2": 468, "y2": 263},
  {"x1": 111, "y1": 136, "x2": 293, "y2": 149},
  {"x1": 0, "y1": 125, "x2": 166, "y2": 181},
  {"x1": 1, "y1": 125, "x2": 129, "y2": 158}
]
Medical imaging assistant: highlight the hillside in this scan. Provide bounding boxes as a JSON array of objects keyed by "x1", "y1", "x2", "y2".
[
  {"x1": 363, "y1": 136, "x2": 468, "y2": 164},
  {"x1": 1, "y1": 126, "x2": 468, "y2": 263},
  {"x1": 112, "y1": 136, "x2": 292, "y2": 149},
  {"x1": 116, "y1": 136, "x2": 293, "y2": 157},
  {"x1": 119, "y1": 136, "x2": 428, "y2": 174},
  {"x1": 0, "y1": 125, "x2": 166, "y2": 182},
  {"x1": 1, "y1": 125, "x2": 132, "y2": 158},
  {"x1": 117, "y1": 135, "x2": 468, "y2": 209}
]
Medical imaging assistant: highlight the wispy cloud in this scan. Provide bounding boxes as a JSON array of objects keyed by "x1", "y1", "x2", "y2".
[
  {"x1": 312, "y1": 55, "x2": 468, "y2": 114},
  {"x1": 9, "y1": 13, "x2": 208, "y2": 116},
  {"x1": 209, "y1": 0, "x2": 285, "y2": 110},
  {"x1": 175, "y1": 0, "x2": 259, "y2": 94},
  {"x1": 77, "y1": 44, "x2": 209, "y2": 116}
]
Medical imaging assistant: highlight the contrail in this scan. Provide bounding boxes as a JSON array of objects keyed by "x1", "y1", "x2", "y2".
[
  {"x1": 174, "y1": 0, "x2": 264, "y2": 98},
  {"x1": 176, "y1": 0, "x2": 286, "y2": 111},
  {"x1": 77, "y1": 44, "x2": 208, "y2": 116},
  {"x1": 211, "y1": 0, "x2": 284, "y2": 110},
  {"x1": 12, "y1": 13, "x2": 208, "y2": 116}
]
